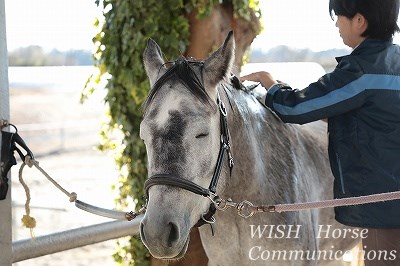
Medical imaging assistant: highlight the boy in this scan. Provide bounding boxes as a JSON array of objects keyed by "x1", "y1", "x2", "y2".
[{"x1": 241, "y1": 0, "x2": 400, "y2": 265}]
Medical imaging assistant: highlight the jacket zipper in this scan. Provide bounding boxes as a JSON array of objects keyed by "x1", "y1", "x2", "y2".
[{"x1": 336, "y1": 153, "x2": 346, "y2": 194}]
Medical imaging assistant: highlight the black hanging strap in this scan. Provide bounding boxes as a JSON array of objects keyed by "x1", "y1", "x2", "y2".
[{"x1": 1, "y1": 125, "x2": 34, "y2": 200}]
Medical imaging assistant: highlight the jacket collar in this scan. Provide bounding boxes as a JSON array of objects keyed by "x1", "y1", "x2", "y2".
[{"x1": 335, "y1": 38, "x2": 393, "y2": 63}]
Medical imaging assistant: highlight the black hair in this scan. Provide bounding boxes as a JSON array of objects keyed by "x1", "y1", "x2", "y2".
[{"x1": 329, "y1": 0, "x2": 400, "y2": 40}]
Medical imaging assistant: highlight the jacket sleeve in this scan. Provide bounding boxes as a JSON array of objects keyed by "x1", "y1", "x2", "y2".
[{"x1": 264, "y1": 57, "x2": 366, "y2": 124}]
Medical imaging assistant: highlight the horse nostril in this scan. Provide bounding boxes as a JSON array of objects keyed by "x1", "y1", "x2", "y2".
[{"x1": 167, "y1": 222, "x2": 179, "y2": 247}]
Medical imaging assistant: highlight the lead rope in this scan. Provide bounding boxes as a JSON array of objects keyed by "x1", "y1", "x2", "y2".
[
  {"x1": 23, "y1": 156, "x2": 77, "y2": 202},
  {"x1": 18, "y1": 160, "x2": 36, "y2": 239},
  {"x1": 214, "y1": 190, "x2": 400, "y2": 218},
  {"x1": 271, "y1": 190, "x2": 400, "y2": 213},
  {"x1": 18, "y1": 155, "x2": 142, "y2": 238},
  {"x1": 18, "y1": 156, "x2": 79, "y2": 238}
]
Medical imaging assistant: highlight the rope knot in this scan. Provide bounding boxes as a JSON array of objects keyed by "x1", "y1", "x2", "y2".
[
  {"x1": 24, "y1": 156, "x2": 37, "y2": 168},
  {"x1": 21, "y1": 214, "x2": 36, "y2": 229},
  {"x1": 21, "y1": 214, "x2": 36, "y2": 240},
  {"x1": 69, "y1": 192, "x2": 77, "y2": 202}
]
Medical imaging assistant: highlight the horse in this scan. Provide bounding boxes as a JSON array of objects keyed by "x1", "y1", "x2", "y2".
[{"x1": 139, "y1": 31, "x2": 358, "y2": 265}]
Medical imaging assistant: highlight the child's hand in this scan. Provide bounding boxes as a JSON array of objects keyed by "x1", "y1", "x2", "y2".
[{"x1": 240, "y1": 71, "x2": 278, "y2": 89}]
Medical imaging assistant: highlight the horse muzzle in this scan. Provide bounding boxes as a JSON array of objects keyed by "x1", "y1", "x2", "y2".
[{"x1": 140, "y1": 213, "x2": 190, "y2": 260}]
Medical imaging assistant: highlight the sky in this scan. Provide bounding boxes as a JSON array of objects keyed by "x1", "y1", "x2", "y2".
[
  {"x1": 254, "y1": 0, "x2": 348, "y2": 51},
  {"x1": 4, "y1": 0, "x2": 400, "y2": 52},
  {"x1": 5, "y1": 0, "x2": 99, "y2": 51}
]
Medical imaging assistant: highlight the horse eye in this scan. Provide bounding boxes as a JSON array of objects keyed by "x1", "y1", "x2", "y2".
[{"x1": 195, "y1": 133, "x2": 209, "y2": 139}]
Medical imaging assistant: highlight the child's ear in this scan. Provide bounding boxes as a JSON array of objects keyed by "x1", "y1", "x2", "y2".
[{"x1": 355, "y1": 13, "x2": 368, "y2": 33}]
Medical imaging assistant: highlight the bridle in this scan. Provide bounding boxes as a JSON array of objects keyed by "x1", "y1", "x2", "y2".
[{"x1": 144, "y1": 91, "x2": 234, "y2": 235}]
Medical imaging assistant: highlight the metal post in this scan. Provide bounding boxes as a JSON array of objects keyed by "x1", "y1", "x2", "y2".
[{"x1": 0, "y1": 0, "x2": 11, "y2": 265}]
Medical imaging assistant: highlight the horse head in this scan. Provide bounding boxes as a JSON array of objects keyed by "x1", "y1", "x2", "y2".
[{"x1": 140, "y1": 32, "x2": 235, "y2": 259}]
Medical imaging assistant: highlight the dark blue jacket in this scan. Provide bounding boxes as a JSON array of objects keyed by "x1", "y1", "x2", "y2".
[{"x1": 265, "y1": 38, "x2": 400, "y2": 228}]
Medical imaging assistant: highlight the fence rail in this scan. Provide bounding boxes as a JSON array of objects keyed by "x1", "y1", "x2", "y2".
[{"x1": 12, "y1": 216, "x2": 143, "y2": 263}]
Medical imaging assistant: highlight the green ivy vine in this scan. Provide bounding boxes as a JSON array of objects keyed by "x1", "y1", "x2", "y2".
[{"x1": 83, "y1": 1, "x2": 261, "y2": 265}]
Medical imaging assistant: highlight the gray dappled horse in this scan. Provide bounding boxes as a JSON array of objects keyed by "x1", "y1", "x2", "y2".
[{"x1": 140, "y1": 32, "x2": 357, "y2": 265}]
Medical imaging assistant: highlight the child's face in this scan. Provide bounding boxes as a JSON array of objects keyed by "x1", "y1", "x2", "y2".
[{"x1": 336, "y1": 15, "x2": 367, "y2": 49}]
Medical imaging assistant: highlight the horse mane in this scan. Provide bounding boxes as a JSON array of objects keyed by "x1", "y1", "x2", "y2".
[
  {"x1": 143, "y1": 58, "x2": 213, "y2": 114},
  {"x1": 142, "y1": 56, "x2": 257, "y2": 118}
]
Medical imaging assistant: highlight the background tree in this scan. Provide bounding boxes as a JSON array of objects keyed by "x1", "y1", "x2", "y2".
[{"x1": 84, "y1": 1, "x2": 261, "y2": 265}]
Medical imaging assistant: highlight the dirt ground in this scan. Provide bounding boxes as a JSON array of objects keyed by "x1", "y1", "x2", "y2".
[{"x1": 9, "y1": 86, "x2": 128, "y2": 266}]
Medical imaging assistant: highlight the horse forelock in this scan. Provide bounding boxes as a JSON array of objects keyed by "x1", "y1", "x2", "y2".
[{"x1": 143, "y1": 58, "x2": 214, "y2": 116}]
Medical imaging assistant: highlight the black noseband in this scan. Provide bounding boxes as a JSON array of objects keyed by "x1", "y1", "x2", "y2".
[{"x1": 144, "y1": 173, "x2": 211, "y2": 197}]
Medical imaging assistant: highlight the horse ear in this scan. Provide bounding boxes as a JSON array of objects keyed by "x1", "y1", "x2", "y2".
[
  {"x1": 204, "y1": 31, "x2": 235, "y2": 90},
  {"x1": 143, "y1": 38, "x2": 166, "y2": 86}
]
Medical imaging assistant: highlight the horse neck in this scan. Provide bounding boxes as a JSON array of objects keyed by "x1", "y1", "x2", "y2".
[
  {"x1": 222, "y1": 84, "x2": 290, "y2": 152},
  {"x1": 220, "y1": 86, "x2": 296, "y2": 199}
]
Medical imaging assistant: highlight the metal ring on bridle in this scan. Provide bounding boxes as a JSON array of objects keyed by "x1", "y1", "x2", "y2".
[
  {"x1": 236, "y1": 200, "x2": 255, "y2": 218},
  {"x1": 201, "y1": 213, "x2": 216, "y2": 224}
]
